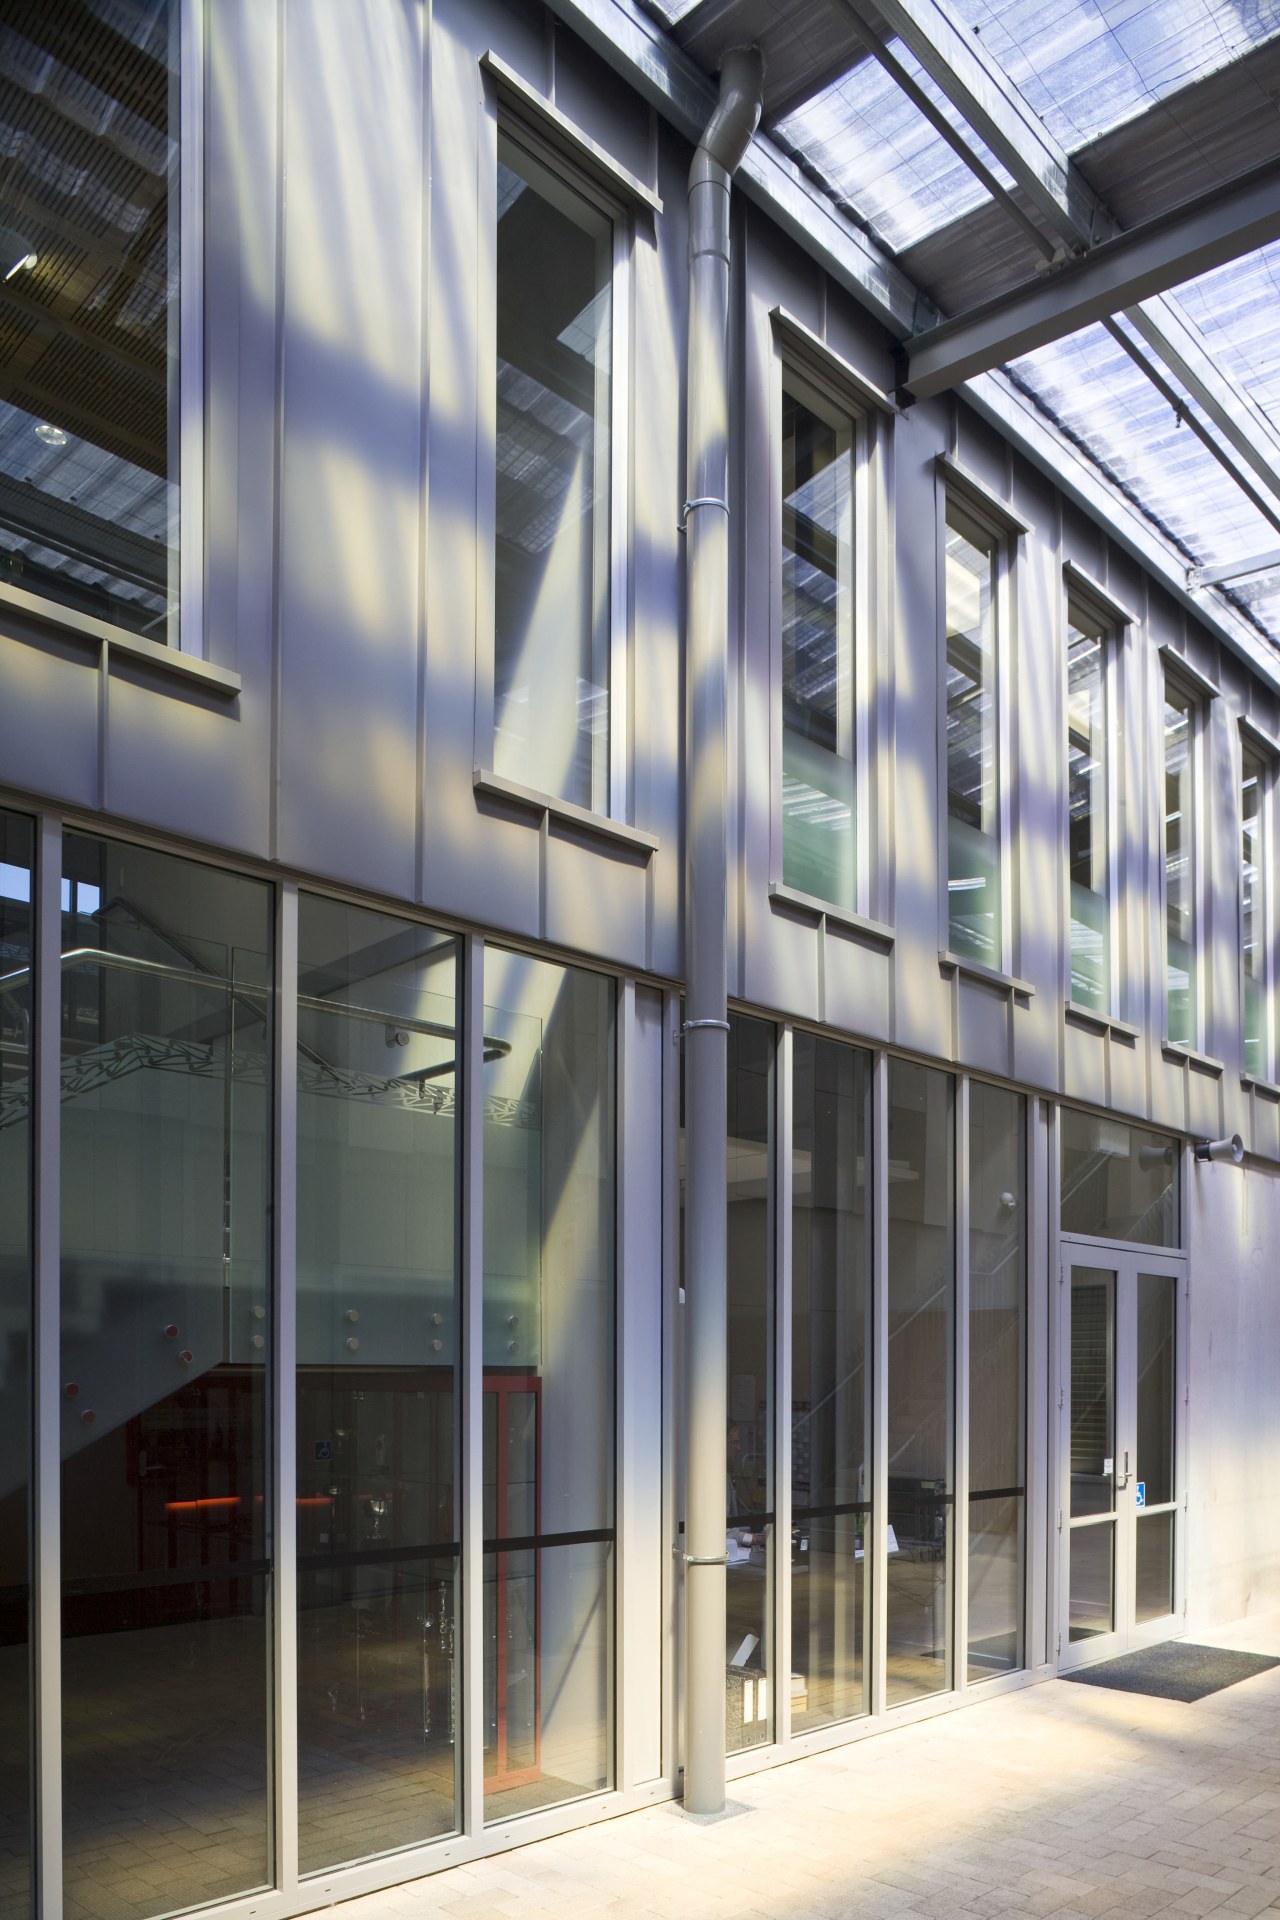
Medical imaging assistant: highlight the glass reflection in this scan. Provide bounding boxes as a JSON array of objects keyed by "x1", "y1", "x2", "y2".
[
  {"x1": 0, "y1": 1, "x2": 180, "y2": 641},
  {"x1": 295, "y1": 898, "x2": 460, "y2": 1871},
  {"x1": 482, "y1": 953, "x2": 614, "y2": 1819},
  {"x1": 1134, "y1": 1271, "x2": 1176, "y2": 1624},
  {"x1": 1067, "y1": 606, "x2": 1110, "y2": 1013},
  {"x1": 886, "y1": 1059, "x2": 954, "y2": 1705},
  {"x1": 791, "y1": 1033, "x2": 870, "y2": 1732},
  {"x1": 946, "y1": 504, "x2": 1000, "y2": 966},
  {"x1": 59, "y1": 835, "x2": 272, "y2": 1920},
  {"x1": 782, "y1": 378, "x2": 855, "y2": 910},
  {"x1": 967, "y1": 1084, "x2": 1025, "y2": 1681},
  {"x1": 1060, "y1": 1110, "x2": 1179, "y2": 1247},
  {"x1": 1242, "y1": 746, "x2": 1266, "y2": 1079},
  {"x1": 0, "y1": 813, "x2": 32, "y2": 1919},
  {"x1": 726, "y1": 1016, "x2": 773, "y2": 1750},
  {"x1": 1164, "y1": 682, "x2": 1196, "y2": 1045},
  {"x1": 495, "y1": 134, "x2": 612, "y2": 812}
]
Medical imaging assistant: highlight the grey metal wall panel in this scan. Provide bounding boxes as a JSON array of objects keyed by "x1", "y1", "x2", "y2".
[
  {"x1": 274, "y1": 0, "x2": 425, "y2": 900},
  {"x1": 545, "y1": 827, "x2": 650, "y2": 966},
  {"x1": 1062, "y1": 1022, "x2": 1108, "y2": 1111},
  {"x1": 0, "y1": 631, "x2": 100, "y2": 811},
  {"x1": 824, "y1": 929, "x2": 892, "y2": 1045},
  {"x1": 106, "y1": 672, "x2": 264, "y2": 853}
]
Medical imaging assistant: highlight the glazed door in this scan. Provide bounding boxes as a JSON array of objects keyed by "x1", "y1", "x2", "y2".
[{"x1": 1059, "y1": 1248, "x2": 1184, "y2": 1670}]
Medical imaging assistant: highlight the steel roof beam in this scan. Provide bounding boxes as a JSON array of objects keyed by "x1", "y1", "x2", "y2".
[
  {"x1": 842, "y1": 0, "x2": 1280, "y2": 505},
  {"x1": 1189, "y1": 548, "x2": 1280, "y2": 590},
  {"x1": 904, "y1": 158, "x2": 1280, "y2": 400}
]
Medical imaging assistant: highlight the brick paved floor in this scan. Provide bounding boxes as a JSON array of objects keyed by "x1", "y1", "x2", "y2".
[{"x1": 332, "y1": 1612, "x2": 1280, "y2": 1920}]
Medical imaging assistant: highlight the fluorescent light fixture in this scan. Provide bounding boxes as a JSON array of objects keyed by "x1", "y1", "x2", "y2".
[
  {"x1": 34, "y1": 423, "x2": 67, "y2": 448},
  {"x1": 0, "y1": 223, "x2": 37, "y2": 279}
]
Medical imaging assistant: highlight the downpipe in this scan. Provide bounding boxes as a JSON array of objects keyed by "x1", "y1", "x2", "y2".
[{"x1": 682, "y1": 44, "x2": 763, "y2": 1820}]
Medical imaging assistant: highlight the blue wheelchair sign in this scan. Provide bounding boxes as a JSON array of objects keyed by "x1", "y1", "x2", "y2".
[{"x1": 1135, "y1": 1481, "x2": 1146, "y2": 1508}]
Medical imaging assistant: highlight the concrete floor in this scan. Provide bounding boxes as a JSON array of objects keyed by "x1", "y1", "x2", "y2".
[{"x1": 332, "y1": 1611, "x2": 1280, "y2": 1920}]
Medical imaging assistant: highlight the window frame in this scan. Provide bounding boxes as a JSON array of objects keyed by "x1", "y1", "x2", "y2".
[
  {"x1": 1239, "y1": 720, "x2": 1277, "y2": 1084},
  {"x1": 478, "y1": 54, "x2": 654, "y2": 826},
  {"x1": 1061, "y1": 570, "x2": 1128, "y2": 1022},
  {"x1": 937, "y1": 463, "x2": 1022, "y2": 979},
  {"x1": 767, "y1": 309, "x2": 892, "y2": 926}
]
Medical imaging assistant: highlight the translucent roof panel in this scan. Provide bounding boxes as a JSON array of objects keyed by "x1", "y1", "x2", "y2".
[
  {"x1": 1008, "y1": 320, "x2": 1280, "y2": 643},
  {"x1": 775, "y1": 42, "x2": 1014, "y2": 253},
  {"x1": 949, "y1": 0, "x2": 1280, "y2": 155},
  {"x1": 1170, "y1": 242, "x2": 1280, "y2": 439}
]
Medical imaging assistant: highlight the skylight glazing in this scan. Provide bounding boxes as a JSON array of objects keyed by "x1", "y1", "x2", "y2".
[
  {"x1": 775, "y1": 42, "x2": 1012, "y2": 253},
  {"x1": 1008, "y1": 319, "x2": 1280, "y2": 613},
  {"x1": 949, "y1": 0, "x2": 1280, "y2": 155}
]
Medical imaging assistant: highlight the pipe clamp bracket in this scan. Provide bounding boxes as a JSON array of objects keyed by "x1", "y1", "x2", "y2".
[
  {"x1": 678, "y1": 495, "x2": 730, "y2": 533},
  {"x1": 675, "y1": 1017, "x2": 731, "y2": 1045}
]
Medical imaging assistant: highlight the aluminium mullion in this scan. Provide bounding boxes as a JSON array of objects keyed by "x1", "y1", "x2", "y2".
[
  {"x1": 460, "y1": 935, "x2": 485, "y2": 1836},
  {"x1": 32, "y1": 815, "x2": 63, "y2": 1920},
  {"x1": 272, "y1": 883, "x2": 299, "y2": 1895},
  {"x1": 868, "y1": 1050, "x2": 889, "y2": 1719},
  {"x1": 953, "y1": 1076, "x2": 970, "y2": 1694},
  {"x1": 608, "y1": 220, "x2": 630, "y2": 823},
  {"x1": 1025, "y1": 1098, "x2": 1050, "y2": 1672},
  {"x1": 774, "y1": 1027, "x2": 793, "y2": 1747},
  {"x1": 614, "y1": 979, "x2": 633, "y2": 1787}
]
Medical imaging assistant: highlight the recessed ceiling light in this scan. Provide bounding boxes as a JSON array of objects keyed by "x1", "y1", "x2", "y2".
[{"x1": 34, "y1": 423, "x2": 67, "y2": 448}]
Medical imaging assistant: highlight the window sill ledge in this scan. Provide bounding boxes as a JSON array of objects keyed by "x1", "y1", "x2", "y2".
[
  {"x1": 1065, "y1": 1001, "x2": 1141, "y2": 1040},
  {"x1": 1162, "y1": 1040, "x2": 1224, "y2": 1076},
  {"x1": 0, "y1": 582, "x2": 241, "y2": 698},
  {"x1": 938, "y1": 951, "x2": 1034, "y2": 997},
  {"x1": 1241, "y1": 1072, "x2": 1280, "y2": 1101},
  {"x1": 768, "y1": 883, "x2": 894, "y2": 948},
  {"x1": 473, "y1": 769, "x2": 658, "y2": 857}
]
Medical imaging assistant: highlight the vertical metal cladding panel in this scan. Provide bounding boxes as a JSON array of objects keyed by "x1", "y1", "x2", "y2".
[
  {"x1": 1063, "y1": 1018, "x2": 1108, "y2": 1112},
  {"x1": 735, "y1": 278, "x2": 779, "y2": 1013},
  {"x1": 544, "y1": 828, "x2": 650, "y2": 965},
  {"x1": 890, "y1": 407, "x2": 952, "y2": 1064},
  {"x1": 1008, "y1": 463, "x2": 1062, "y2": 1091},
  {"x1": 0, "y1": 626, "x2": 100, "y2": 809},
  {"x1": 824, "y1": 928, "x2": 892, "y2": 1045},
  {"x1": 275, "y1": 0, "x2": 424, "y2": 900}
]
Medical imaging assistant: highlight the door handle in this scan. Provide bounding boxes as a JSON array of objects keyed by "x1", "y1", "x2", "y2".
[{"x1": 1116, "y1": 1450, "x2": 1130, "y2": 1490}]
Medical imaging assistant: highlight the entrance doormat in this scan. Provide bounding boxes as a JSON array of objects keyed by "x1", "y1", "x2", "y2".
[{"x1": 1062, "y1": 1642, "x2": 1280, "y2": 1703}]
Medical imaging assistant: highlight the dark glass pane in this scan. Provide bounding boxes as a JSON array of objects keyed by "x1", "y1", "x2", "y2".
[
  {"x1": 295, "y1": 896, "x2": 460, "y2": 1872},
  {"x1": 1135, "y1": 1511, "x2": 1174, "y2": 1624},
  {"x1": 791, "y1": 1033, "x2": 871, "y2": 1732},
  {"x1": 482, "y1": 955, "x2": 614, "y2": 1819},
  {"x1": 946, "y1": 505, "x2": 1000, "y2": 966},
  {"x1": 0, "y1": 812, "x2": 33, "y2": 1918},
  {"x1": 1060, "y1": 1110, "x2": 1179, "y2": 1247},
  {"x1": 967, "y1": 1084, "x2": 1025, "y2": 1681},
  {"x1": 726, "y1": 1014, "x2": 773, "y2": 1750},
  {"x1": 59, "y1": 835, "x2": 272, "y2": 1920},
  {"x1": 1068, "y1": 1521, "x2": 1114, "y2": 1642},
  {"x1": 886, "y1": 1059, "x2": 954, "y2": 1706},
  {"x1": 1069, "y1": 1269, "x2": 1114, "y2": 1520},
  {"x1": 495, "y1": 136, "x2": 611, "y2": 811},
  {"x1": 782, "y1": 381, "x2": 855, "y2": 910},
  {"x1": 0, "y1": 1, "x2": 179, "y2": 639},
  {"x1": 1135, "y1": 1273, "x2": 1175, "y2": 1510}
]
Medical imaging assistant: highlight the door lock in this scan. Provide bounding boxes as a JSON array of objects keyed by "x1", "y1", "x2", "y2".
[{"x1": 1116, "y1": 1449, "x2": 1131, "y2": 1490}]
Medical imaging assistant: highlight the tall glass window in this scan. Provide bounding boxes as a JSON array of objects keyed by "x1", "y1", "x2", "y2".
[
  {"x1": 1242, "y1": 743, "x2": 1268, "y2": 1079},
  {"x1": 725, "y1": 1015, "x2": 773, "y2": 1752},
  {"x1": 1067, "y1": 604, "x2": 1110, "y2": 1013},
  {"x1": 495, "y1": 134, "x2": 612, "y2": 813},
  {"x1": 0, "y1": 812, "x2": 33, "y2": 1918},
  {"x1": 481, "y1": 953, "x2": 614, "y2": 1819},
  {"x1": 781, "y1": 375, "x2": 855, "y2": 911},
  {"x1": 791, "y1": 1033, "x2": 871, "y2": 1732},
  {"x1": 1163, "y1": 680, "x2": 1197, "y2": 1045},
  {"x1": 295, "y1": 899, "x2": 460, "y2": 1872},
  {"x1": 946, "y1": 504, "x2": 1001, "y2": 967},
  {"x1": 967, "y1": 1083, "x2": 1025, "y2": 1681},
  {"x1": 886, "y1": 1059, "x2": 954, "y2": 1705},
  {"x1": 59, "y1": 836, "x2": 272, "y2": 1920},
  {"x1": 0, "y1": 2, "x2": 181, "y2": 640}
]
